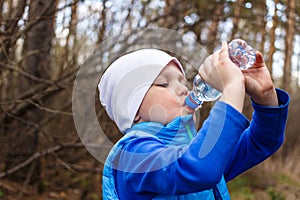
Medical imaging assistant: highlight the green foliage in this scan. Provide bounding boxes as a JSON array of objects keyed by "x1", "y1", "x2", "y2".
[
  {"x1": 0, "y1": 190, "x2": 4, "y2": 198},
  {"x1": 87, "y1": 193, "x2": 100, "y2": 200},
  {"x1": 38, "y1": 180, "x2": 49, "y2": 193},
  {"x1": 227, "y1": 176, "x2": 256, "y2": 200},
  {"x1": 80, "y1": 178, "x2": 89, "y2": 187},
  {"x1": 267, "y1": 187, "x2": 285, "y2": 200},
  {"x1": 275, "y1": 173, "x2": 300, "y2": 187}
]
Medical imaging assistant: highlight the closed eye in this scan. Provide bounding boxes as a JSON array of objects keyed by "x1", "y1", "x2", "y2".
[{"x1": 154, "y1": 83, "x2": 168, "y2": 87}]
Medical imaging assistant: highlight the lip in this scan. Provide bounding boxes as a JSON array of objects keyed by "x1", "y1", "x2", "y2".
[{"x1": 184, "y1": 105, "x2": 194, "y2": 114}]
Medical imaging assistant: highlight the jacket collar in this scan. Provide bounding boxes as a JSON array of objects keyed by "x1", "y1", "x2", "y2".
[{"x1": 127, "y1": 114, "x2": 196, "y2": 145}]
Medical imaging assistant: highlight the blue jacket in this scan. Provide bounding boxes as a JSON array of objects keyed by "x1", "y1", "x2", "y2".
[{"x1": 103, "y1": 89, "x2": 289, "y2": 199}]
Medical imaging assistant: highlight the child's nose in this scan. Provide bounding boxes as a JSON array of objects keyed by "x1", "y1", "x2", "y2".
[{"x1": 176, "y1": 83, "x2": 188, "y2": 96}]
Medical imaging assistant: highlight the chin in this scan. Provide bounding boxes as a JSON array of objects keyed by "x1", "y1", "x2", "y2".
[{"x1": 182, "y1": 107, "x2": 194, "y2": 115}]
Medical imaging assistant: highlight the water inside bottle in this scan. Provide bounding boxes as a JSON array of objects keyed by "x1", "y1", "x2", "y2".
[
  {"x1": 192, "y1": 74, "x2": 222, "y2": 102},
  {"x1": 228, "y1": 39, "x2": 256, "y2": 70}
]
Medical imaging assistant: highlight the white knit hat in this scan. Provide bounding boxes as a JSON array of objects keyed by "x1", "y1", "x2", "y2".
[{"x1": 98, "y1": 49, "x2": 184, "y2": 133}]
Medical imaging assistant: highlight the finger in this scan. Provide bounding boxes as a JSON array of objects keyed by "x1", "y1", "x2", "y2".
[
  {"x1": 203, "y1": 55, "x2": 213, "y2": 71},
  {"x1": 199, "y1": 55, "x2": 214, "y2": 81},
  {"x1": 211, "y1": 49, "x2": 220, "y2": 68},
  {"x1": 255, "y1": 51, "x2": 264, "y2": 64},
  {"x1": 221, "y1": 41, "x2": 228, "y2": 51},
  {"x1": 198, "y1": 64, "x2": 206, "y2": 80},
  {"x1": 219, "y1": 41, "x2": 230, "y2": 61}
]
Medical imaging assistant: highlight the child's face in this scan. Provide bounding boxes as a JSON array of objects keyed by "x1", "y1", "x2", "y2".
[{"x1": 135, "y1": 61, "x2": 194, "y2": 124}]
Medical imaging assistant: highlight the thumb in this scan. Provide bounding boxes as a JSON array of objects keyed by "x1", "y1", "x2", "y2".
[{"x1": 255, "y1": 51, "x2": 264, "y2": 64}]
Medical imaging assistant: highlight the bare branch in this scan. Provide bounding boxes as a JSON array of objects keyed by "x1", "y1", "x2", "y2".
[
  {"x1": 58, "y1": 163, "x2": 103, "y2": 173},
  {"x1": 55, "y1": 155, "x2": 76, "y2": 173},
  {"x1": 0, "y1": 141, "x2": 83, "y2": 179},
  {"x1": 0, "y1": 61, "x2": 55, "y2": 85},
  {"x1": 0, "y1": 66, "x2": 78, "y2": 123},
  {"x1": 24, "y1": 99, "x2": 73, "y2": 116}
]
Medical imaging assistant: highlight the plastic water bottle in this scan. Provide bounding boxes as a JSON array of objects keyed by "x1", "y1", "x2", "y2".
[
  {"x1": 185, "y1": 74, "x2": 222, "y2": 109},
  {"x1": 185, "y1": 39, "x2": 256, "y2": 109},
  {"x1": 228, "y1": 39, "x2": 256, "y2": 70}
]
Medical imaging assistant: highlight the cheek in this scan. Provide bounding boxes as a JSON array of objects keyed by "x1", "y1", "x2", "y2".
[
  {"x1": 158, "y1": 87, "x2": 176, "y2": 99},
  {"x1": 149, "y1": 88, "x2": 179, "y2": 106},
  {"x1": 154, "y1": 91, "x2": 183, "y2": 116},
  {"x1": 138, "y1": 88, "x2": 183, "y2": 123},
  {"x1": 148, "y1": 104, "x2": 168, "y2": 124},
  {"x1": 139, "y1": 101, "x2": 168, "y2": 124},
  {"x1": 160, "y1": 90, "x2": 181, "y2": 108}
]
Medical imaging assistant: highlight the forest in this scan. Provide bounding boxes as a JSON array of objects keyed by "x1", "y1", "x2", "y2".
[{"x1": 0, "y1": 0, "x2": 300, "y2": 199}]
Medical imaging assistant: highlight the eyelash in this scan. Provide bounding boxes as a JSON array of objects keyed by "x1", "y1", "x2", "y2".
[{"x1": 154, "y1": 83, "x2": 168, "y2": 87}]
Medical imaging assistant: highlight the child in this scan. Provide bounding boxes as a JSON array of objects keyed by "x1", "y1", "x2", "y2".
[{"x1": 98, "y1": 42, "x2": 289, "y2": 199}]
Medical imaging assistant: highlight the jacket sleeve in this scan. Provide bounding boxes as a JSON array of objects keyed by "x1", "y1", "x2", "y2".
[
  {"x1": 116, "y1": 101, "x2": 249, "y2": 195},
  {"x1": 224, "y1": 88, "x2": 290, "y2": 182}
]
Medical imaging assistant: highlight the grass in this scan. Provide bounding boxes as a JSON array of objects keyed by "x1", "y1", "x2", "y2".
[
  {"x1": 275, "y1": 173, "x2": 300, "y2": 187},
  {"x1": 227, "y1": 167, "x2": 300, "y2": 200},
  {"x1": 228, "y1": 175, "x2": 256, "y2": 200},
  {"x1": 266, "y1": 187, "x2": 285, "y2": 200}
]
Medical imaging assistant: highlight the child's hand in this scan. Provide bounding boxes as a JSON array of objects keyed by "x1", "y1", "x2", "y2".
[
  {"x1": 199, "y1": 42, "x2": 244, "y2": 92},
  {"x1": 199, "y1": 42, "x2": 245, "y2": 112},
  {"x1": 242, "y1": 51, "x2": 279, "y2": 106}
]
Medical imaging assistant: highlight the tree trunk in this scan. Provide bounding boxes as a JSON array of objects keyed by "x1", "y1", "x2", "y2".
[
  {"x1": 97, "y1": 0, "x2": 107, "y2": 45},
  {"x1": 0, "y1": 0, "x2": 27, "y2": 99},
  {"x1": 267, "y1": 0, "x2": 279, "y2": 77},
  {"x1": 230, "y1": 0, "x2": 245, "y2": 41},
  {"x1": 206, "y1": 2, "x2": 224, "y2": 51},
  {"x1": 4, "y1": 0, "x2": 58, "y2": 184},
  {"x1": 283, "y1": 0, "x2": 295, "y2": 92},
  {"x1": 60, "y1": 0, "x2": 78, "y2": 78},
  {"x1": 259, "y1": 0, "x2": 267, "y2": 56},
  {"x1": 161, "y1": 0, "x2": 177, "y2": 29},
  {"x1": 297, "y1": 52, "x2": 300, "y2": 88},
  {"x1": 0, "y1": 0, "x2": 26, "y2": 60}
]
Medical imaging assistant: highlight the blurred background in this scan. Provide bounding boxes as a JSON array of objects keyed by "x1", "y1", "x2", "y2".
[{"x1": 0, "y1": 0, "x2": 299, "y2": 199}]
